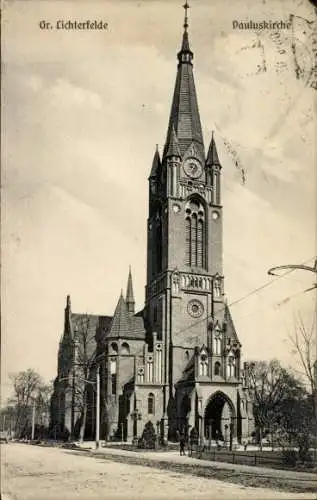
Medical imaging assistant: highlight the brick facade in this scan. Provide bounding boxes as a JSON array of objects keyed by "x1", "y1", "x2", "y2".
[{"x1": 50, "y1": 13, "x2": 254, "y2": 444}]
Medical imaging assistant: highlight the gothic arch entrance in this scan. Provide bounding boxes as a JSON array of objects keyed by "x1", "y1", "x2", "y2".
[{"x1": 204, "y1": 392, "x2": 235, "y2": 441}]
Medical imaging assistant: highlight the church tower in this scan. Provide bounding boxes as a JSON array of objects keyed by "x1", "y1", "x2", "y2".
[
  {"x1": 51, "y1": 2, "x2": 254, "y2": 445},
  {"x1": 145, "y1": 3, "x2": 252, "y2": 441}
]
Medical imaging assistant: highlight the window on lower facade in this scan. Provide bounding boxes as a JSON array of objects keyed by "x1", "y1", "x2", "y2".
[
  {"x1": 111, "y1": 374, "x2": 117, "y2": 395},
  {"x1": 214, "y1": 362, "x2": 221, "y2": 376},
  {"x1": 148, "y1": 393, "x2": 155, "y2": 414}
]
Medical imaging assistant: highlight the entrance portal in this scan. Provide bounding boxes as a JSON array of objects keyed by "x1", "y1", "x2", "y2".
[{"x1": 204, "y1": 392, "x2": 234, "y2": 441}]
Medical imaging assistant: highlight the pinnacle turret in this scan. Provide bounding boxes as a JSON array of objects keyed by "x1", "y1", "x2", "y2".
[
  {"x1": 166, "y1": 124, "x2": 181, "y2": 158},
  {"x1": 149, "y1": 145, "x2": 161, "y2": 178},
  {"x1": 206, "y1": 131, "x2": 221, "y2": 167},
  {"x1": 126, "y1": 266, "x2": 135, "y2": 315},
  {"x1": 64, "y1": 294, "x2": 73, "y2": 340}
]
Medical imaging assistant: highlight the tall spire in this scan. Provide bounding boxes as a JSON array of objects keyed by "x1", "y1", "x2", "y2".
[
  {"x1": 126, "y1": 266, "x2": 135, "y2": 315},
  {"x1": 164, "y1": 1, "x2": 204, "y2": 159}
]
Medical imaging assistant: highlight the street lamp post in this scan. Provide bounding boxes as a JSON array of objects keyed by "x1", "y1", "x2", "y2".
[
  {"x1": 58, "y1": 353, "x2": 103, "y2": 449},
  {"x1": 229, "y1": 420, "x2": 234, "y2": 451},
  {"x1": 96, "y1": 365, "x2": 100, "y2": 449},
  {"x1": 131, "y1": 409, "x2": 142, "y2": 445},
  {"x1": 224, "y1": 424, "x2": 229, "y2": 449}
]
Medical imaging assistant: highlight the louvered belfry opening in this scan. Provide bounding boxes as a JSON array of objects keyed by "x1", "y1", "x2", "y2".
[{"x1": 185, "y1": 198, "x2": 205, "y2": 268}]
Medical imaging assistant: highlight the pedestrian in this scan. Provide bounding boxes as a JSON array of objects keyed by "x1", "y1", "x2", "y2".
[{"x1": 179, "y1": 433, "x2": 186, "y2": 456}]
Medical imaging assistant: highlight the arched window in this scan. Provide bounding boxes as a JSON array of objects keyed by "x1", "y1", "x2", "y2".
[
  {"x1": 110, "y1": 358, "x2": 117, "y2": 395},
  {"x1": 214, "y1": 362, "x2": 221, "y2": 376},
  {"x1": 199, "y1": 354, "x2": 208, "y2": 376},
  {"x1": 214, "y1": 279, "x2": 221, "y2": 298},
  {"x1": 121, "y1": 342, "x2": 130, "y2": 355},
  {"x1": 137, "y1": 367, "x2": 144, "y2": 384},
  {"x1": 155, "y1": 208, "x2": 162, "y2": 273},
  {"x1": 148, "y1": 393, "x2": 155, "y2": 414},
  {"x1": 184, "y1": 350, "x2": 190, "y2": 361},
  {"x1": 185, "y1": 199, "x2": 205, "y2": 268},
  {"x1": 147, "y1": 356, "x2": 154, "y2": 382},
  {"x1": 227, "y1": 355, "x2": 235, "y2": 378},
  {"x1": 213, "y1": 325, "x2": 222, "y2": 356},
  {"x1": 213, "y1": 172, "x2": 220, "y2": 204},
  {"x1": 110, "y1": 342, "x2": 118, "y2": 354}
]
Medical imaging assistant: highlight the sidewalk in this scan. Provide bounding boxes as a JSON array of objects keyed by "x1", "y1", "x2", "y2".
[{"x1": 86, "y1": 445, "x2": 317, "y2": 483}]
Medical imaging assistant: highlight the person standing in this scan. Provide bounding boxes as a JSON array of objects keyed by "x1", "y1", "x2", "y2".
[{"x1": 179, "y1": 433, "x2": 186, "y2": 456}]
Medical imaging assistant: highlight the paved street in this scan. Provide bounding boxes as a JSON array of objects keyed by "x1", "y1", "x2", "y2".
[{"x1": 1, "y1": 444, "x2": 316, "y2": 500}]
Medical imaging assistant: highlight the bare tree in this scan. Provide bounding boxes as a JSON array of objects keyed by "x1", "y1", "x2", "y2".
[
  {"x1": 247, "y1": 359, "x2": 305, "y2": 447},
  {"x1": 8, "y1": 369, "x2": 44, "y2": 438},
  {"x1": 36, "y1": 381, "x2": 53, "y2": 429},
  {"x1": 289, "y1": 311, "x2": 316, "y2": 419},
  {"x1": 72, "y1": 314, "x2": 98, "y2": 442}
]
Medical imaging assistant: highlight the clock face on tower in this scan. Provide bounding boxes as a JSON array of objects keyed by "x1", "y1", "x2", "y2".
[{"x1": 183, "y1": 158, "x2": 203, "y2": 179}]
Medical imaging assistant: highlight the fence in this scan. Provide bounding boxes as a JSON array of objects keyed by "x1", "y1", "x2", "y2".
[{"x1": 190, "y1": 445, "x2": 317, "y2": 470}]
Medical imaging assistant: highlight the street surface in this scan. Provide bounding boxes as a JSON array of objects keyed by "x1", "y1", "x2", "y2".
[{"x1": 1, "y1": 443, "x2": 316, "y2": 500}]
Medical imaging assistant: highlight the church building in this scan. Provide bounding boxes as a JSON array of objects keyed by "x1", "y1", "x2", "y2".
[{"x1": 50, "y1": 4, "x2": 254, "y2": 444}]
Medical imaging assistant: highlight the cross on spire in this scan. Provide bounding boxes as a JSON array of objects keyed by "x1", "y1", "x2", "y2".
[{"x1": 183, "y1": 1, "x2": 190, "y2": 31}]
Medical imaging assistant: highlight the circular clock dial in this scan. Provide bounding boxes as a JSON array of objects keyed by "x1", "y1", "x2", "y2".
[
  {"x1": 212, "y1": 211, "x2": 219, "y2": 220},
  {"x1": 183, "y1": 158, "x2": 203, "y2": 179},
  {"x1": 173, "y1": 204, "x2": 181, "y2": 213},
  {"x1": 187, "y1": 299, "x2": 204, "y2": 318}
]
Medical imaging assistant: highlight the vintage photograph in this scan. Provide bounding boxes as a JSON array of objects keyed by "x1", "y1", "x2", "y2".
[{"x1": 1, "y1": 0, "x2": 317, "y2": 498}]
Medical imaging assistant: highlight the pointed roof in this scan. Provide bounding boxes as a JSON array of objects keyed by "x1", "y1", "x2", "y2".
[
  {"x1": 166, "y1": 124, "x2": 181, "y2": 158},
  {"x1": 149, "y1": 145, "x2": 161, "y2": 178},
  {"x1": 180, "y1": 30, "x2": 191, "y2": 53},
  {"x1": 108, "y1": 291, "x2": 146, "y2": 339},
  {"x1": 163, "y1": 7, "x2": 204, "y2": 159},
  {"x1": 224, "y1": 304, "x2": 240, "y2": 345},
  {"x1": 206, "y1": 131, "x2": 221, "y2": 166},
  {"x1": 126, "y1": 266, "x2": 135, "y2": 314},
  {"x1": 109, "y1": 291, "x2": 131, "y2": 338},
  {"x1": 63, "y1": 294, "x2": 73, "y2": 341}
]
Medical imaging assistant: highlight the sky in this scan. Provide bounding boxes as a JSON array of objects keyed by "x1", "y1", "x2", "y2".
[{"x1": 1, "y1": 0, "x2": 316, "y2": 403}]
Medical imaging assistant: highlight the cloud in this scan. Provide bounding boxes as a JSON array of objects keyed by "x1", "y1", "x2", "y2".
[{"x1": 48, "y1": 78, "x2": 103, "y2": 109}]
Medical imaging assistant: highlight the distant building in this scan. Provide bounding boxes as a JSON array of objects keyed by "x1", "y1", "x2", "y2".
[{"x1": 50, "y1": 7, "x2": 254, "y2": 443}]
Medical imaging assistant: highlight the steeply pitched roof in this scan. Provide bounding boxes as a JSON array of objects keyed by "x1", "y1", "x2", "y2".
[
  {"x1": 108, "y1": 293, "x2": 145, "y2": 340},
  {"x1": 177, "y1": 353, "x2": 195, "y2": 383},
  {"x1": 206, "y1": 132, "x2": 221, "y2": 166},
  {"x1": 224, "y1": 304, "x2": 240, "y2": 344},
  {"x1": 164, "y1": 29, "x2": 204, "y2": 159},
  {"x1": 109, "y1": 292, "x2": 130, "y2": 337},
  {"x1": 166, "y1": 124, "x2": 182, "y2": 158},
  {"x1": 149, "y1": 146, "x2": 162, "y2": 178}
]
